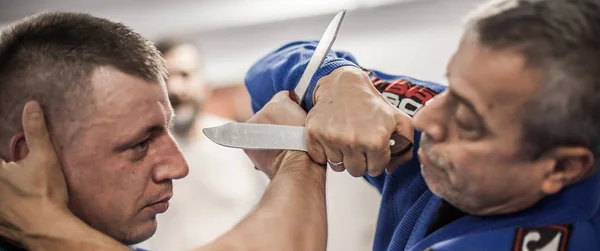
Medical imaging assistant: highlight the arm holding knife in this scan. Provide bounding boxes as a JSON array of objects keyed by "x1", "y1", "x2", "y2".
[
  {"x1": 245, "y1": 40, "x2": 447, "y2": 189},
  {"x1": 0, "y1": 96, "x2": 327, "y2": 251}
]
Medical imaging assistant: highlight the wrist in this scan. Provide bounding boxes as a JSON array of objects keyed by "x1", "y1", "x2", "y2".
[
  {"x1": 19, "y1": 204, "x2": 74, "y2": 249},
  {"x1": 275, "y1": 151, "x2": 323, "y2": 175}
]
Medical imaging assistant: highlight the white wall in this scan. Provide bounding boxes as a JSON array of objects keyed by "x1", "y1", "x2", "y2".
[
  {"x1": 0, "y1": 0, "x2": 486, "y2": 85},
  {"x1": 194, "y1": 0, "x2": 486, "y2": 85}
]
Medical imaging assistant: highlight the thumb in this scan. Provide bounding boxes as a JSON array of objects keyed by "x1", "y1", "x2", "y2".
[
  {"x1": 273, "y1": 90, "x2": 291, "y2": 101},
  {"x1": 393, "y1": 111, "x2": 415, "y2": 145},
  {"x1": 21, "y1": 101, "x2": 57, "y2": 163}
]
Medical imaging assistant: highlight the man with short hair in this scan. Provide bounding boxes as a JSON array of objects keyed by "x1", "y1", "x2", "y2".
[
  {"x1": 0, "y1": 12, "x2": 327, "y2": 251},
  {"x1": 0, "y1": 12, "x2": 189, "y2": 247},
  {"x1": 139, "y1": 38, "x2": 268, "y2": 250}
]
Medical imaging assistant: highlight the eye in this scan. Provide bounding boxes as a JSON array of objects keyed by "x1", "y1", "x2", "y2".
[
  {"x1": 454, "y1": 105, "x2": 483, "y2": 139},
  {"x1": 131, "y1": 138, "x2": 151, "y2": 154},
  {"x1": 454, "y1": 113, "x2": 476, "y2": 131}
]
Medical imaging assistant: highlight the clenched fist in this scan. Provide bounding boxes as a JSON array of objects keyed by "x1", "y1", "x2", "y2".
[{"x1": 306, "y1": 66, "x2": 414, "y2": 177}]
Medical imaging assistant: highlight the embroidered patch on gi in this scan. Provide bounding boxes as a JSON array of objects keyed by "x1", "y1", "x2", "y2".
[
  {"x1": 363, "y1": 74, "x2": 439, "y2": 117},
  {"x1": 512, "y1": 225, "x2": 572, "y2": 251}
]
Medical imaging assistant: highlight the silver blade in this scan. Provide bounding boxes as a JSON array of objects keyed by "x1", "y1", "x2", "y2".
[
  {"x1": 203, "y1": 123, "x2": 307, "y2": 151},
  {"x1": 293, "y1": 10, "x2": 346, "y2": 106}
]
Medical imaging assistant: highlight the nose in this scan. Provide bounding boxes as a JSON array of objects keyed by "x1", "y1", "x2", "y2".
[
  {"x1": 413, "y1": 92, "x2": 448, "y2": 142},
  {"x1": 152, "y1": 134, "x2": 189, "y2": 183}
]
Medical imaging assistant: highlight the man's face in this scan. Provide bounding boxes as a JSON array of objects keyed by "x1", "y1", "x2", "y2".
[
  {"x1": 413, "y1": 32, "x2": 550, "y2": 215},
  {"x1": 162, "y1": 44, "x2": 207, "y2": 134},
  {"x1": 59, "y1": 66, "x2": 189, "y2": 244}
]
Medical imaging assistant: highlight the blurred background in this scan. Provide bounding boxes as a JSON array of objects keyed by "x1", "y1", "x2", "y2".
[
  {"x1": 0, "y1": 0, "x2": 486, "y2": 250},
  {"x1": 0, "y1": 0, "x2": 486, "y2": 122}
]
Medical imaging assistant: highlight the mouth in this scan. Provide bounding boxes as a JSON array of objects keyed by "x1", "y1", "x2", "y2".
[
  {"x1": 145, "y1": 194, "x2": 172, "y2": 214},
  {"x1": 418, "y1": 148, "x2": 450, "y2": 180},
  {"x1": 418, "y1": 148, "x2": 440, "y2": 173},
  {"x1": 417, "y1": 148, "x2": 432, "y2": 167}
]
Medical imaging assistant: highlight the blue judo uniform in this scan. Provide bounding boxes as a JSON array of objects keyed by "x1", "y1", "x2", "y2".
[{"x1": 245, "y1": 41, "x2": 600, "y2": 251}]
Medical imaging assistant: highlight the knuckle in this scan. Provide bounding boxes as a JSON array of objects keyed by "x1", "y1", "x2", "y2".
[
  {"x1": 364, "y1": 131, "x2": 389, "y2": 151},
  {"x1": 306, "y1": 124, "x2": 321, "y2": 138},
  {"x1": 325, "y1": 131, "x2": 346, "y2": 146},
  {"x1": 365, "y1": 137, "x2": 387, "y2": 152}
]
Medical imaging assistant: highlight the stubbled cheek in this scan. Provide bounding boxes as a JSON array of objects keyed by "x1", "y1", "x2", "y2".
[{"x1": 444, "y1": 150, "x2": 481, "y2": 189}]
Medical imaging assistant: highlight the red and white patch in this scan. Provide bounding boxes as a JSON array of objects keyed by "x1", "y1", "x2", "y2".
[
  {"x1": 362, "y1": 69, "x2": 439, "y2": 117},
  {"x1": 512, "y1": 225, "x2": 572, "y2": 251}
]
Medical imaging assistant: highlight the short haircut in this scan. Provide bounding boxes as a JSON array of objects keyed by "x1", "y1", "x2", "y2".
[
  {"x1": 0, "y1": 12, "x2": 167, "y2": 157},
  {"x1": 468, "y1": 0, "x2": 600, "y2": 171}
]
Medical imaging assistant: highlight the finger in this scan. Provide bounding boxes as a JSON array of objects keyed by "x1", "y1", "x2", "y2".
[
  {"x1": 385, "y1": 161, "x2": 399, "y2": 175},
  {"x1": 274, "y1": 90, "x2": 292, "y2": 102},
  {"x1": 366, "y1": 147, "x2": 390, "y2": 177},
  {"x1": 389, "y1": 111, "x2": 414, "y2": 163},
  {"x1": 21, "y1": 101, "x2": 56, "y2": 161},
  {"x1": 330, "y1": 163, "x2": 345, "y2": 172},
  {"x1": 342, "y1": 148, "x2": 367, "y2": 177},
  {"x1": 386, "y1": 145, "x2": 414, "y2": 174},
  {"x1": 323, "y1": 145, "x2": 345, "y2": 172},
  {"x1": 364, "y1": 131, "x2": 392, "y2": 177},
  {"x1": 394, "y1": 112, "x2": 415, "y2": 145},
  {"x1": 305, "y1": 127, "x2": 327, "y2": 165},
  {"x1": 0, "y1": 158, "x2": 7, "y2": 169}
]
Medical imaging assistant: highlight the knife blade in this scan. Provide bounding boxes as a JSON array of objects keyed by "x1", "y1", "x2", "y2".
[
  {"x1": 202, "y1": 10, "x2": 414, "y2": 158},
  {"x1": 204, "y1": 123, "x2": 307, "y2": 151},
  {"x1": 293, "y1": 10, "x2": 346, "y2": 106},
  {"x1": 203, "y1": 122, "x2": 413, "y2": 157}
]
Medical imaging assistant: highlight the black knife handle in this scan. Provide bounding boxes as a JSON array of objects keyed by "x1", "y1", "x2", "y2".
[{"x1": 390, "y1": 132, "x2": 413, "y2": 158}]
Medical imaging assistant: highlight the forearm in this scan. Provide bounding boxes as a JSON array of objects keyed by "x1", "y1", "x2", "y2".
[
  {"x1": 15, "y1": 206, "x2": 129, "y2": 251},
  {"x1": 245, "y1": 40, "x2": 359, "y2": 112},
  {"x1": 200, "y1": 152, "x2": 327, "y2": 251}
]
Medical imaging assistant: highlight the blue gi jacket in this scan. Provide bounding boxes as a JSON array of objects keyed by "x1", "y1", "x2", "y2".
[{"x1": 244, "y1": 40, "x2": 600, "y2": 251}]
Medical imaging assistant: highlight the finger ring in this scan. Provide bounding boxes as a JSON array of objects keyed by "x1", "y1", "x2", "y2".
[{"x1": 327, "y1": 158, "x2": 343, "y2": 167}]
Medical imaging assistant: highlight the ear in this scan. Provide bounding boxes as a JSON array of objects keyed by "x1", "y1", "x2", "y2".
[
  {"x1": 540, "y1": 147, "x2": 594, "y2": 195},
  {"x1": 9, "y1": 131, "x2": 29, "y2": 162}
]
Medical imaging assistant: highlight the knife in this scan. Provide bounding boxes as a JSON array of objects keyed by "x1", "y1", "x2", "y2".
[
  {"x1": 203, "y1": 122, "x2": 413, "y2": 158},
  {"x1": 292, "y1": 10, "x2": 346, "y2": 106},
  {"x1": 203, "y1": 10, "x2": 413, "y2": 158}
]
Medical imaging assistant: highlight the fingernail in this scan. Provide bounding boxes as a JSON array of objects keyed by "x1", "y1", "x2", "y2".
[{"x1": 27, "y1": 102, "x2": 42, "y2": 117}]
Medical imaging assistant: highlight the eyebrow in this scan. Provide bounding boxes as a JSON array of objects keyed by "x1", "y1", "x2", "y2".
[
  {"x1": 445, "y1": 71, "x2": 488, "y2": 125},
  {"x1": 114, "y1": 109, "x2": 174, "y2": 153},
  {"x1": 114, "y1": 124, "x2": 162, "y2": 153}
]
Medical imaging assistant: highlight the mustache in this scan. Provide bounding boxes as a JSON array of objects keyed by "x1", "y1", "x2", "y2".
[
  {"x1": 145, "y1": 182, "x2": 173, "y2": 206},
  {"x1": 420, "y1": 133, "x2": 451, "y2": 171}
]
